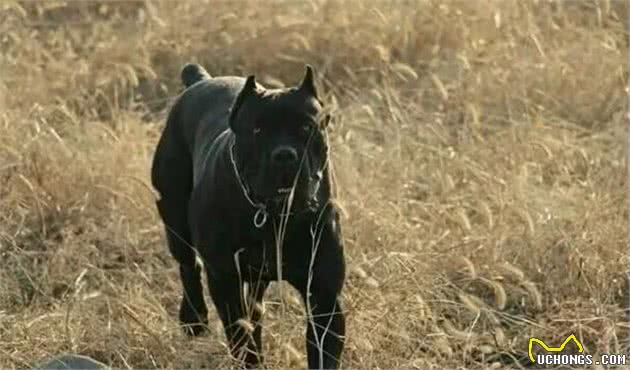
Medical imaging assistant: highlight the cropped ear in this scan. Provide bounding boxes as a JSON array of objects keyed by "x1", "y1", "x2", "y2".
[
  {"x1": 298, "y1": 64, "x2": 318, "y2": 99},
  {"x1": 229, "y1": 75, "x2": 258, "y2": 134}
]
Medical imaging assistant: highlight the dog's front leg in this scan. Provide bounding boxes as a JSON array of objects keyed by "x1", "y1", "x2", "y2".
[
  {"x1": 302, "y1": 287, "x2": 345, "y2": 370},
  {"x1": 206, "y1": 268, "x2": 268, "y2": 369},
  {"x1": 292, "y1": 219, "x2": 346, "y2": 370}
]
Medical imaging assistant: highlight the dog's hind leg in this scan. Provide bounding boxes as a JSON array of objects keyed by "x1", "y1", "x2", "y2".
[
  {"x1": 152, "y1": 125, "x2": 208, "y2": 336},
  {"x1": 156, "y1": 195, "x2": 208, "y2": 336}
]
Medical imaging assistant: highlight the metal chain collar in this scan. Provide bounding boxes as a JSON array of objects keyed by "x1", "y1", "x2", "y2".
[{"x1": 229, "y1": 142, "x2": 268, "y2": 228}]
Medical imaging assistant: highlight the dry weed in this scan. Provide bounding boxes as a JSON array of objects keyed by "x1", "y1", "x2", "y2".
[{"x1": 0, "y1": 0, "x2": 628, "y2": 369}]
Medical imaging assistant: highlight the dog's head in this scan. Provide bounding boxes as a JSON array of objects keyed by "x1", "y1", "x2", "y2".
[{"x1": 229, "y1": 65, "x2": 331, "y2": 211}]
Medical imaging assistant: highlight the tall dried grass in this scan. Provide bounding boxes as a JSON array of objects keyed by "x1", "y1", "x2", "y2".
[{"x1": 0, "y1": 0, "x2": 628, "y2": 369}]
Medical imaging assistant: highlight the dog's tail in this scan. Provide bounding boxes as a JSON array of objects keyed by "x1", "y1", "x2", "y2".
[{"x1": 181, "y1": 63, "x2": 211, "y2": 88}]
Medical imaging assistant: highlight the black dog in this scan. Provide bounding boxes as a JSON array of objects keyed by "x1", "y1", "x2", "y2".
[{"x1": 151, "y1": 63, "x2": 346, "y2": 369}]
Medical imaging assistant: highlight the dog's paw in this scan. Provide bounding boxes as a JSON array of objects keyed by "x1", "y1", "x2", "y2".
[
  {"x1": 181, "y1": 320, "x2": 209, "y2": 337},
  {"x1": 179, "y1": 305, "x2": 209, "y2": 337},
  {"x1": 234, "y1": 353, "x2": 265, "y2": 370}
]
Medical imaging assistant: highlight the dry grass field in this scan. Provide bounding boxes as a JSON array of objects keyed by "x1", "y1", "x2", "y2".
[{"x1": 1, "y1": 1, "x2": 629, "y2": 369}]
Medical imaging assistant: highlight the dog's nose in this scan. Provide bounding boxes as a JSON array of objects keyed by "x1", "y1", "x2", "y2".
[{"x1": 271, "y1": 146, "x2": 298, "y2": 166}]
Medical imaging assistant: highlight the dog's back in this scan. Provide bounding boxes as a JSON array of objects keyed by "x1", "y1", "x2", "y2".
[{"x1": 151, "y1": 64, "x2": 247, "y2": 197}]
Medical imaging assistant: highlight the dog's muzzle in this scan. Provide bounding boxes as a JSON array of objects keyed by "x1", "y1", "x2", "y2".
[
  {"x1": 230, "y1": 143, "x2": 319, "y2": 227},
  {"x1": 230, "y1": 142, "x2": 324, "y2": 228},
  {"x1": 270, "y1": 145, "x2": 300, "y2": 195}
]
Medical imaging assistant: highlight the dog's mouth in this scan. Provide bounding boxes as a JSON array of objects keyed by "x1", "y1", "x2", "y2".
[
  {"x1": 262, "y1": 172, "x2": 319, "y2": 206},
  {"x1": 272, "y1": 172, "x2": 297, "y2": 197},
  {"x1": 277, "y1": 187, "x2": 293, "y2": 194},
  {"x1": 273, "y1": 187, "x2": 294, "y2": 201}
]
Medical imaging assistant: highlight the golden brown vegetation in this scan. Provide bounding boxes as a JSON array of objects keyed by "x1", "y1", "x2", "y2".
[{"x1": 1, "y1": 1, "x2": 628, "y2": 369}]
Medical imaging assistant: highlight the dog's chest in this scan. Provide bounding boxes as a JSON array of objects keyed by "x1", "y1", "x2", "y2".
[
  {"x1": 238, "y1": 241, "x2": 278, "y2": 281},
  {"x1": 236, "y1": 228, "x2": 309, "y2": 282}
]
